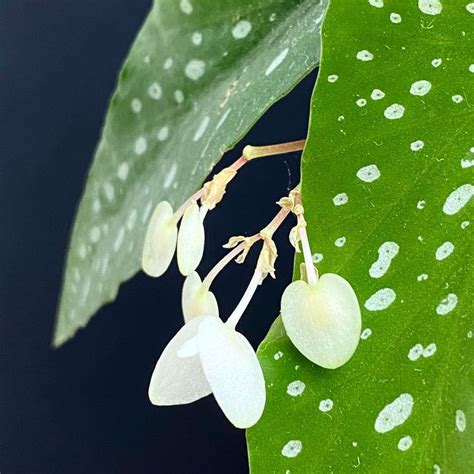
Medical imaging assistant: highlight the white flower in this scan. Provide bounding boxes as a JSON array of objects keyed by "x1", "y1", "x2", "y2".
[
  {"x1": 281, "y1": 273, "x2": 361, "y2": 369},
  {"x1": 177, "y1": 201, "x2": 205, "y2": 276},
  {"x1": 182, "y1": 271, "x2": 219, "y2": 322},
  {"x1": 148, "y1": 315, "x2": 266, "y2": 428},
  {"x1": 142, "y1": 201, "x2": 177, "y2": 277}
]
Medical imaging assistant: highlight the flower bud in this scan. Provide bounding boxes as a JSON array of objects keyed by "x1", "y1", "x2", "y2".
[
  {"x1": 142, "y1": 201, "x2": 178, "y2": 277},
  {"x1": 177, "y1": 201, "x2": 205, "y2": 276}
]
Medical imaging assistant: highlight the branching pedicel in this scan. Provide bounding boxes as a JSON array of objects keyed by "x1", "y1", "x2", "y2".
[{"x1": 142, "y1": 140, "x2": 361, "y2": 429}]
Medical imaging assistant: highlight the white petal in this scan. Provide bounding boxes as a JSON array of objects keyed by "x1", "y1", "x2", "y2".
[
  {"x1": 142, "y1": 201, "x2": 177, "y2": 277},
  {"x1": 177, "y1": 201, "x2": 205, "y2": 276},
  {"x1": 197, "y1": 318, "x2": 266, "y2": 428},
  {"x1": 148, "y1": 316, "x2": 213, "y2": 406},
  {"x1": 281, "y1": 274, "x2": 361, "y2": 369},
  {"x1": 182, "y1": 271, "x2": 219, "y2": 322}
]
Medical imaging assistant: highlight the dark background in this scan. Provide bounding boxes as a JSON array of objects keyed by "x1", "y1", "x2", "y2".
[{"x1": 0, "y1": 1, "x2": 317, "y2": 472}]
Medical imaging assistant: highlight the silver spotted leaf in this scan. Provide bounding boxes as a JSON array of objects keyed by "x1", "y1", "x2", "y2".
[
  {"x1": 54, "y1": 0, "x2": 329, "y2": 345},
  {"x1": 248, "y1": 0, "x2": 473, "y2": 471}
]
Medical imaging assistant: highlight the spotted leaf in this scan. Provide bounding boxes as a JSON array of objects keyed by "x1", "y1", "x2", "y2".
[
  {"x1": 53, "y1": 0, "x2": 329, "y2": 345},
  {"x1": 247, "y1": 0, "x2": 473, "y2": 471}
]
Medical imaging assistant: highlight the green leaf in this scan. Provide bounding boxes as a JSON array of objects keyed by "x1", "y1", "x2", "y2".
[
  {"x1": 248, "y1": 0, "x2": 473, "y2": 471},
  {"x1": 54, "y1": 0, "x2": 329, "y2": 345}
]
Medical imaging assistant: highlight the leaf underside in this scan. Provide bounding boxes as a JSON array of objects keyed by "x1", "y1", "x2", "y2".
[
  {"x1": 248, "y1": 0, "x2": 473, "y2": 472},
  {"x1": 54, "y1": 0, "x2": 329, "y2": 346}
]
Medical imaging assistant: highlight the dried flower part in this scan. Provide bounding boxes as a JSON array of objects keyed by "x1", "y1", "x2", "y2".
[
  {"x1": 289, "y1": 225, "x2": 301, "y2": 252},
  {"x1": 223, "y1": 235, "x2": 246, "y2": 249},
  {"x1": 256, "y1": 231, "x2": 278, "y2": 280},
  {"x1": 197, "y1": 317, "x2": 266, "y2": 428},
  {"x1": 277, "y1": 187, "x2": 302, "y2": 213},
  {"x1": 142, "y1": 201, "x2": 178, "y2": 277},
  {"x1": 281, "y1": 274, "x2": 361, "y2": 369},
  {"x1": 177, "y1": 201, "x2": 205, "y2": 276},
  {"x1": 148, "y1": 315, "x2": 212, "y2": 406},
  {"x1": 182, "y1": 272, "x2": 219, "y2": 322},
  {"x1": 200, "y1": 168, "x2": 237, "y2": 209},
  {"x1": 223, "y1": 235, "x2": 258, "y2": 264}
]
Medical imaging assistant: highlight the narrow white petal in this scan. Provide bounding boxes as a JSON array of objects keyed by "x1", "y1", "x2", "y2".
[
  {"x1": 177, "y1": 202, "x2": 205, "y2": 276},
  {"x1": 148, "y1": 316, "x2": 213, "y2": 406},
  {"x1": 142, "y1": 201, "x2": 177, "y2": 277},
  {"x1": 197, "y1": 318, "x2": 266, "y2": 428},
  {"x1": 182, "y1": 272, "x2": 219, "y2": 322},
  {"x1": 281, "y1": 274, "x2": 361, "y2": 369}
]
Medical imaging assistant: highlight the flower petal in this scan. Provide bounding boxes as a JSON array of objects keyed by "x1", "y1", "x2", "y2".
[
  {"x1": 177, "y1": 201, "x2": 205, "y2": 276},
  {"x1": 148, "y1": 316, "x2": 213, "y2": 406},
  {"x1": 281, "y1": 273, "x2": 361, "y2": 369},
  {"x1": 182, "y1": 272, "x2": 219, "y2": 322},
  {"x1": 197, "y1": 318, "x2": 266, "y2": 428},
  {"x1": 142, "y1": 201, "x2": 177, "y2": 277}
]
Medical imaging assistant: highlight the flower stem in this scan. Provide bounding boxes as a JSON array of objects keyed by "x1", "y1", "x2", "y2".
[
  {"x1": 202, "y1": 241, "x2": 249, "y2": 290},
  {"x1": 173, "y1": 191, "x2": 203, "y2": 223},
  {"x1": 298, "y1": 220, "x2": 318, "y2": 285},
  {"x1": 243, "y1": 139, "x2": 305, "y2": 161},
  {"x1": 226, "y1": 270, "x2": 262, "y2": 329}
]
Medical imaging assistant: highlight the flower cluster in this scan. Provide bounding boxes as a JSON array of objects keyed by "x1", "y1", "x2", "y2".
[{"x1": 142, "y1": 141, "x2": 361, "y2": 429}]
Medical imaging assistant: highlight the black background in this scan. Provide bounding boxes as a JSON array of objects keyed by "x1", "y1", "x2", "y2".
[{"x1": 0, "y1": 1, "x2": 317, "y2": 472}]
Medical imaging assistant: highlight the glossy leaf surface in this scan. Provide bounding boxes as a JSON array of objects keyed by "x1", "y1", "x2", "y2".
[{"x1": 248, "y1": 0, "x2": 473, "y2": 471}]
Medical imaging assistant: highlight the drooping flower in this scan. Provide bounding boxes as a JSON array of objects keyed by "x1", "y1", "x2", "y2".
[
  {"x1": 280, "y1": 204, "x2": 361, "y2": 369},
  {"x1": 148, "y1": 313, "x2": 265, "y2": 428},
  {"x1": 181, "y1": 271, "x2": 219, "y2": 322},
  {"x1": 281, "y1": 273, "x2": 361, "y2": 369},
  {"x1": 176, "y1": 201, "x2": 205, "y2": 276},
  {"x1": 142, "y1": 201, "x2": 178, "y2": 277}
]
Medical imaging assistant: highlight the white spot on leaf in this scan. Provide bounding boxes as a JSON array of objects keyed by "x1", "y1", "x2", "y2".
[
  {"x1": 369, "y1": 241, "x2": 399, "y2": 278},
  {"x1": 442, "y1": 184, "x2": 473, "y2": 215},
  {"x1": 180, "y1": 0, "x2": 193, "y2": 14},
  {"x1": 365, "y1": 288, "x2": 396, "y2": 311},
  {"x1": 390, "y1": 12, "x2": 402, "y2": 23},
  {"x1": 410, "y1": 80, "x2": 432, "y2": 96},
  {"x1": 435, "y1": 241, "x2": 454, "y2": 260},
  {"x1": 371, "y1": 88, "x2": 385, "y2": 100},
  {"x1": 185, "y1": 60, "x2": 206, "y2": 80},
  {"x1": 131, "y1": 98, "x2": 142, "y2": 113},
  {"x1": 398, "y1": 436, "x2": 413, "y2": 451},
  {"x1": 436, "y1": 293, "x2": 458, "y2": 315},
  {"x1": 410, "y1": 140, "x2": 424, "y2": 151},
  {"x1": 418, "y1": 0, "x2": 443, "y2": 15},
  {"x1": 384, "y1": 103, "x2": 405, "y2": 120},
  {"x1": 265, "y1": 48, "x2": 289, "y2": 76},
  {"x1": 134, "y1": 137, "x2": 147, "y2": 155},
  {"x1": 193, "y1": 116, "x2": 210, "y2": 142},
  {"x1": 319, "y1": 399, "x2": 334, "y2": 412},
  {"x1": 148, "y1": 82, "x2": 162, "y2": 100},
  {"x1": 374, "y1": 393, "x2": 414, "y2": 433},
  {"x1": 456, "y1": 409, "x2": 466, "y2": 432},
  {"x1": 281, "y1": 440, "x2": 302, "y2": 458},
  {"x1": 357, "y1": 164, "x2": 381, "y2": 183},
  {"x1": 232, "y1": 20, "x2": 252, "y2": 39},
  {"x1": 157, "y1": 126, "x2": 169, "y2": 142},
  {"x1": 333, "y1": 192, "x2": 348, "y2": 206},
  {"x1": 287, "y1": 380, "x2": 305, "y2": 397},
  {"x1": 356, "y1": 50, "x2": 374, "y2": 61}
]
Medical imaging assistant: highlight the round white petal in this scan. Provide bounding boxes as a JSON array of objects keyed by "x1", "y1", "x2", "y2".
[
  {"x1": 182, "y1": 271, "x2": 219, "y2": 322},
  {"x1": 281, "y1": 274, "x2": 361, "y2": 369},
  {"x1": 177, "y1": 202, "x2": 205, "y2": 276},
  {"x1": 142, "y1": 201, "x2": 177, "y2": 277},
  {"x1": 148, "y1": 315, "x2": 213, "y2": 405},
  {"x1": 197, "y1": 318, "x2": 266, "y2": 428}
]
